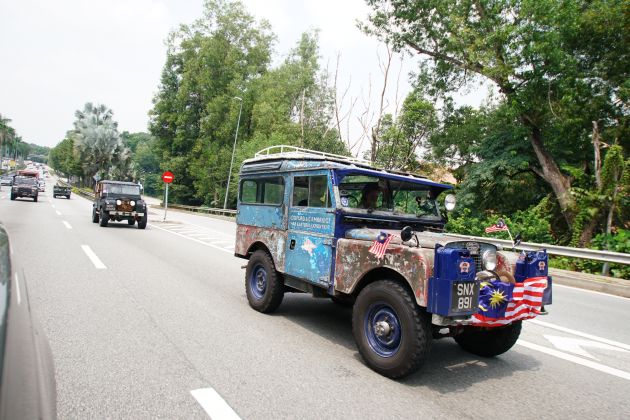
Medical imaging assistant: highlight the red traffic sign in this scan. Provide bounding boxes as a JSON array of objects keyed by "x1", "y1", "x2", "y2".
[{"x1": 162, "y1": 171, "x2": 174, "y2": 183}]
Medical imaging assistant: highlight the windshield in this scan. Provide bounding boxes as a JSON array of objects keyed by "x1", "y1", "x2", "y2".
[
  {"x1": 338, "y1": 174, "x2": 441, "y2": 219},
  {"x1": 14, "y1": 177, "x2": 37, "y2": 186},
  {"x1": 103, "y1": 184, "x2": 140, "y2": 195}
]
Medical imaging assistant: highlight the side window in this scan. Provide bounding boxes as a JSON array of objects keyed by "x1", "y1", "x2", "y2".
[
  {"x1": 293, "y1": 175, "x2": 331, "y2": 208},
  {"x1": 241, "y1": 180, "x2": 257, "y2": 203},
  {"x1": 239, "y1": 177, "x2": 284, "y2": 205}
]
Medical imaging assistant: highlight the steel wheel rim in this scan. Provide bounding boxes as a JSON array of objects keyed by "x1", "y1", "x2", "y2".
[
  {"x1": 364, "y1": 302, "x2": 402, "y2": 357},
  {"x1": 249, "y1": 264, "x2": 267, "y2": 299}
]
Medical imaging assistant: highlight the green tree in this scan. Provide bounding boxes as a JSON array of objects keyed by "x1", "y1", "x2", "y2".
[
  {"x1": 72, "y1": 102, "x2": 132, "y2": 183},
  {"x1": 363, "y1": 0, "x2": 629, "y2": 230},
  {"x1": 150, "y1": 0, "x2": 275, "y2": 206}
]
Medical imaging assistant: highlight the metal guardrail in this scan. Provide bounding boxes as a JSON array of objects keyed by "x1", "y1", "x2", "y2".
[
  {"x1": 159, "y1": 203, "x2": 237, "y2": 217},
  {"x1": 447, "y1": 233, "x2": 630, "y2": 265}
]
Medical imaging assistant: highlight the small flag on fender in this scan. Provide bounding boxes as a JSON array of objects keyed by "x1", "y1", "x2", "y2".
[
  {"x1": 369, "y1": 232, "x2": 393, "y2": 259},
  {"x1": 485, "y1": 219, "x2": 509, "y2": 233}
]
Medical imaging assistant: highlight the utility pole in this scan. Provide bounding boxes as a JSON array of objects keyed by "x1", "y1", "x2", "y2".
[{"x1": 223, "y1": 96, "x2": 243, "y2": 209}]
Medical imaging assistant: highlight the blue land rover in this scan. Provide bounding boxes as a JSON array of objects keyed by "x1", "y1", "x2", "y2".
[{"x1": 235, "y1": 146, "x2": 551, "y2": 378}]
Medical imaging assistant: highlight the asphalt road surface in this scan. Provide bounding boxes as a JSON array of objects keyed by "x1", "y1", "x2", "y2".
[{"x1": 1, "y1": 177, "x2": 629, "y2": 419}]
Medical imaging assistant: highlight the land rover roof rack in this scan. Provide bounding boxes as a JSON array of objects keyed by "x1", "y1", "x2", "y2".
[{"x1": 254, "y1": 145, "x2": 370, "y2": 166}]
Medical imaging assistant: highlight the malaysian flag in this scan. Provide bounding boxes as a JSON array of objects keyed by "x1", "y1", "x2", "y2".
[
  {"x1": 368, "y1": 232, "x2": 393, "y2": 259},
  {"x1": 485, "y1": 219, "x2": 509, "y2": 234},
  {"x1": 472, "y1": 276, "x2": 548, "y2": 327}
]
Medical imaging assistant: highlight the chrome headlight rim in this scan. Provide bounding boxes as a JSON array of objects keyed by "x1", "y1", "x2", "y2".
[{"x1": 482, "y1": 249, "x2": 497, "y2": 271}]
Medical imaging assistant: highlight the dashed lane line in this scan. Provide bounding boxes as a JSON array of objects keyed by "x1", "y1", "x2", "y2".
[
  {"x1": 56, "y1": 210, "x2": 61, "y2": 216},
  {"x1": 15, "y1": 273, "x2": 21, "y2": 306},
  {"x1": 81, "y1": 245, "x2": 107, "y2": 269},
  {"x1": 191, "y1": 388, "x2": 241, "y2": 420},
  {"x1": 62, "y1": 221, "x2": 72, "y2": 229}
]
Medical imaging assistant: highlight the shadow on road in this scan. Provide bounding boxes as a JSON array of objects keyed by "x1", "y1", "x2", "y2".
[{"x1": 276, "y1": 294, "x2": 541, "y2": 389}]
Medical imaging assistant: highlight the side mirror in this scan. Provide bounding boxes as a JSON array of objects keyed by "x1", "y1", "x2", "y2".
[
  {"x1": 400, "y1": 226, "x2": 414, "y2": 242},
  {"x1": 514, "y1": 233, "x2": 522, "y2": 247}
]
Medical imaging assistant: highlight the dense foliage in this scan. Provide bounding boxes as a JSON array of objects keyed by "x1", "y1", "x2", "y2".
[
  {"x1": 364, "y1": 0, "x2": 629, "y2": 256},
  {"x1": 149, "y1": 0, "x2": 347, "y2": 207}
]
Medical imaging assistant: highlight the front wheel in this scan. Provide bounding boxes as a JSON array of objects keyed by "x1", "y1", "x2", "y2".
[
  {"x1": 454, "y1": 321, "x2": 522, "y2": 357},
  {"x1": 352, "y1": 280, "x2": 431, "y2": 379},
  {"x1": 245, "y1": 250, "x2": 284, "y2": 313},
  {"x1": 33, "y1": 196, "x2": 38, "y2": 202},
  {"x1": 137, "y1": 214, "x2": 147, "y2": 230},
  {"x1": 92, "y1": 207, "x2": 99, "y2": 223},
  {"x1": 127, "y1": 219, "x2": 135, "y2": 226},
  {"x1": 99, "y1": 209, "x2": 109, "y2": 227},
  {"x1": 10, "y1": 194, "x2": 15, "y2": 201}
]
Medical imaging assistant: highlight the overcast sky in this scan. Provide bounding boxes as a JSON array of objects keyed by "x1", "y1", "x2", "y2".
[{"x1": 0, "y1": 0, "x2": 484, "y2": 150}]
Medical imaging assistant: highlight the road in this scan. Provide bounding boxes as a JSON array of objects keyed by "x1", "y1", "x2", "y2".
[{"x1": 1, "y1": 177, "x2": 629, "y2": 419}]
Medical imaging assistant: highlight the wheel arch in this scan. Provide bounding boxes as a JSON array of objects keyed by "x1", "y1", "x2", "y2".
[{"x1": 350, "y1": 267, "x2": 415, "y2": 301}]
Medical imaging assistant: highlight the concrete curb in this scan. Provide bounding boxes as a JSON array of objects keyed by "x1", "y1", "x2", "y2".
[{"x1": 549, "y1": 268, "x2": 630, "y2": 298}]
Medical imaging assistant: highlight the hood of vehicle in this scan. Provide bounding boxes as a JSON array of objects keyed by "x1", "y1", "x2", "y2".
[{"x1": 344, "y1": 228, "x2": 486, "y2": 249}]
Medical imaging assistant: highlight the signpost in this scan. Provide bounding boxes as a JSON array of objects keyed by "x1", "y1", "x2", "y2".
[{"x1": 162, "y1": 171, "x2": 174, "y2": 221}]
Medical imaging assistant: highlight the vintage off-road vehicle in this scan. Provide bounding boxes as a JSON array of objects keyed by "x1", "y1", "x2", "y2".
[
  {"x1": 10, "y1": 176, "x2": 39, "y2": 202},
  {"x1": 234, "y1": 146, "x2": 552, "y2": 378},
  {"x1": 53, "y1": 184, "x2": 71, "y2": 199},
  {"x1": 92, "y1": 180, "x2": 147, "y2": 229}
]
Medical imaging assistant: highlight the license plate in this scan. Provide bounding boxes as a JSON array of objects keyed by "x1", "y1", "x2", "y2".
[{"x1": 450, "y1": 281, "x2": 479, "y2": 313}]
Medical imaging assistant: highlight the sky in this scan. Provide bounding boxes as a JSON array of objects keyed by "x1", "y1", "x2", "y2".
[{"x1": 0, "y1": 0, "x2": 486, "y2": 151}]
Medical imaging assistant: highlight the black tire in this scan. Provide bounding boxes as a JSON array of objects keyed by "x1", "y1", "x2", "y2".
[
  {"x1": 99, "y1": 209, "x2": 109, "y2": 227},
  {"x1": 352, "y1": 280, "x2": 431, "y2": 379},
  {"x1": 454, "y1": 321, "x2": 522, "y2": 357},
  {"x1": 10, "y1": 194, "x2": 15, "y2": 201},
  {"x1": 92, "y1": 207, "x2": 99, "y2": 223},
  {"x1": 53, "y1": 194, "x2": 57, "y2": 198},
  {"x1": 137, "y1": 214, "x2": 147, "y2": 230},
  {"x1": 33, "y1": 196, "x2": 38, "y2": 202},
  {"x1": 67, "y1": 195, "x2": 71, "y2": 199},
  {"x1": 127, "y1": 219, "x2": 135, "y2": 226},
  {"x1": 245, "y1": 250, "x2": 284, "y2": 313}
]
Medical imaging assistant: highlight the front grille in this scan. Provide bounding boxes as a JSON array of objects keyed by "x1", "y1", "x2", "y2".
[
  {"x1": 118, "y1": 202, "x2": 134, "y2": 212},
  {"x1": 444, "y1": 241, "x2": 497, "y2": 272}
]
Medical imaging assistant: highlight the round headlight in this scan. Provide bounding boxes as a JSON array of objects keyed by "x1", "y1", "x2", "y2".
[
  {"x1": 444, "y1": 194, "x2": 456, "y2": 211},
  {"x1": 482, "y1": 250, "x2": 497, "y2": 271},
  {"x1": 130, "y1": 200, "x2": 136, "y2": 206},
  {"x1": 116, "y1": 199, "x2": 122, "y2": 205}
]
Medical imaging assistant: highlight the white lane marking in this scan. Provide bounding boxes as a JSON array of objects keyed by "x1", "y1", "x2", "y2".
[
  {"x1": 81, "y1": 245, "x2": 107, "y2": 269},
  {"x1": 149, "y1": 224, "x2": 233, "y2": 254},
  {"x1": 191, "y1": 388, "x2": 241, "y2": 420},
  {"x1": 530, "y1": 319, "x2": 630, "y2": 351},
  {"x1": 51, "y1": 204, "x2": 56, "y2": 209},
  {"x1": 544, "y1": 335, "x2": 629, "y2": 360},
  {"x1": 553, "y1": 283, "x2": 629, "y2": 301},
  {"x1": 15, "y1": 273, "x2": 21, "y2": 306},
  {"x1": 63, "y1": 221, "x2": 72, "y2": 229},
  {"x1": 517, "y1": 339, "x2": 630, "y2": 382},
  {"x1": 56, "y1": 210, "x2": 62, "y2": 216}
]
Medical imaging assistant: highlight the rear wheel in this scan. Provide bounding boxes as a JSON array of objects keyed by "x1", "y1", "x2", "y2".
[
  {"x1": 454, "y1": 321, "x2": 522, "y2": 357},
  {"x1": 99, "y1": 209, "x2": 109, "y2": 227},
  {"x1": 245, "y1": 250, "x2": 284, "y2": 313},
  {"x1": 352, "y1": 280, "x2": 431, "y2": 379}
]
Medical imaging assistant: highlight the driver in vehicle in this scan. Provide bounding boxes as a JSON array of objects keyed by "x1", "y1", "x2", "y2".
[{"x1": 360, "y1": 183, "x2": 381, "y2": 210}]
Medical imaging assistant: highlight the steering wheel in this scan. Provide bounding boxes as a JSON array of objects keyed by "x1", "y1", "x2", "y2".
[{"x1": 341, "y1": 195, "x2": 359, "y2": 207}]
